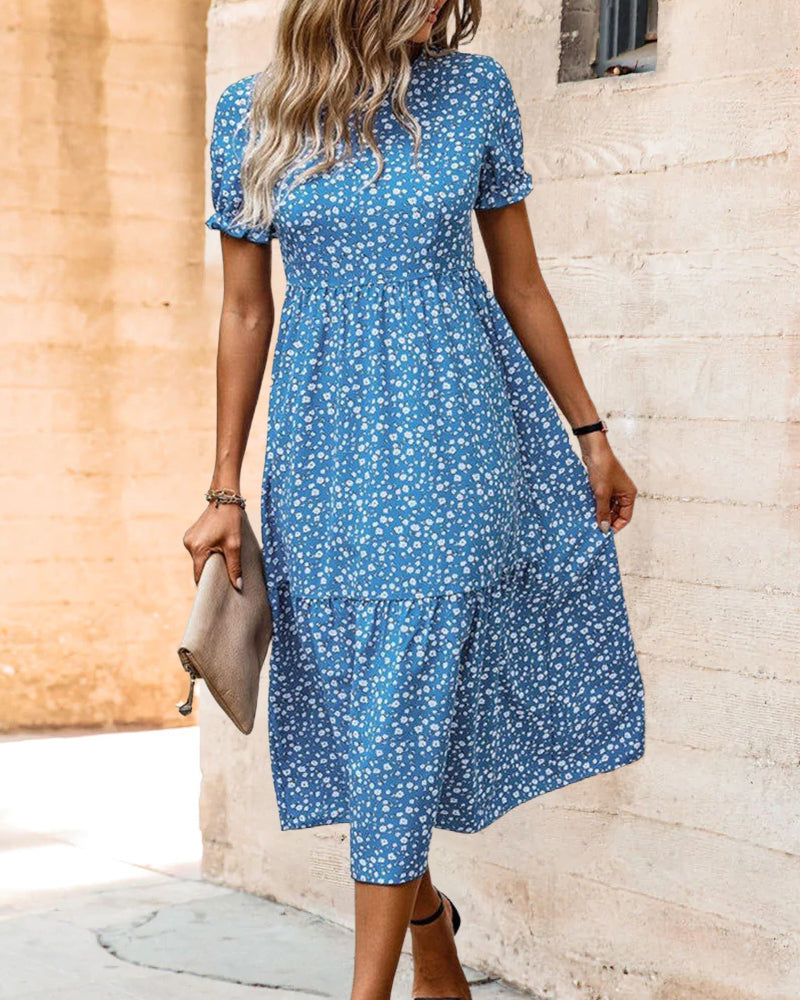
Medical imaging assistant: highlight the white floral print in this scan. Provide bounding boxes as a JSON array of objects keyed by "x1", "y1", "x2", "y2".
[{"x1": 207, "y1": 47, "x2": 646, "y2": 885}]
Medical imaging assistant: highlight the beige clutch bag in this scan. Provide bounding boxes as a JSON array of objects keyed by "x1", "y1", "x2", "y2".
[{"x1": 176, "y1": 509, "x2": 273, "y2": 735}]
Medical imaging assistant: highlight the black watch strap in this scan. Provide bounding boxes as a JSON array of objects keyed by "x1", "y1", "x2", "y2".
[{"x1": 572, "y1": 419, "x2": 608, "y2": 437}]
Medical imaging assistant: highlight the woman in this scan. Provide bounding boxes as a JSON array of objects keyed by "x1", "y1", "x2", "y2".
[{"x1": 183, "y1": 0, "x2": 646, "y2": 997}]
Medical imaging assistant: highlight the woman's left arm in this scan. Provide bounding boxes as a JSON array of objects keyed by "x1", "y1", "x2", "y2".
[{"x1": 476, "y1": 201, "x2": 637, "y2": 534}]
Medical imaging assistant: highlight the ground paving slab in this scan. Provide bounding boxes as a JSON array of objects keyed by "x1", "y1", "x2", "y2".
[{"x1": 0, "y1": 728, "x2": 536, "y2": 1000}]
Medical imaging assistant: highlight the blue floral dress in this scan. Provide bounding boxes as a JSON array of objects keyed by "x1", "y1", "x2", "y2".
[{"x1": 206, "y1": 47, "x2": 646, "y2": 884}]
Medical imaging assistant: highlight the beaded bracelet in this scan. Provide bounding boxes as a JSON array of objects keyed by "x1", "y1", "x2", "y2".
[{"x1": 206, "y1": 487, "x2": 246, "y2": 510}]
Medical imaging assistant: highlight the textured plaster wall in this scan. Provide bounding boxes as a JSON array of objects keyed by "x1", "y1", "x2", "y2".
[
  {"x1": 0, "y1": 0, "x2": 211, "y2": 729},
  {"x1": 199, "y1": 1, "x2": 800, "y2": 998}
]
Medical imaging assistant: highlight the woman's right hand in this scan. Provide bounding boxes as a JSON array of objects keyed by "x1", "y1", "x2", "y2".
[{"x1": 182, "y1": 502, "x2": 243, "y2": 590}]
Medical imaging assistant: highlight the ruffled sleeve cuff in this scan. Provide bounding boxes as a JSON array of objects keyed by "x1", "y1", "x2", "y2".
[
  {"x1": 474, "y1": 60, "x2": 533, "y2": 211},
  {"x1": 206, "y1": 76, "x2": 277, "y2": 244}
]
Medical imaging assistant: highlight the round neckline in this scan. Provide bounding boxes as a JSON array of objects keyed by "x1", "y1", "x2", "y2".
[{"x1": 410, "y1": 43, "x2": 440, "y2": 69}]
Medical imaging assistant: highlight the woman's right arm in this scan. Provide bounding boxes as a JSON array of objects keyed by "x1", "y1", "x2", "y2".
[{"x1": 182, "y1": 233, "x2": 276, "y2": 588}]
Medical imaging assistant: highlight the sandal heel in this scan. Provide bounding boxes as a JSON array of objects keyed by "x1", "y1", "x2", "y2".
[{"x1": 448, "y1": 896, "x2": 461, "y2": 936}]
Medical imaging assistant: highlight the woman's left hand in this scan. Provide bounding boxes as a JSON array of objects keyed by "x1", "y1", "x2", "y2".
[{"x1": 578, "y1": 433, "x2": 638, "y2": 534}]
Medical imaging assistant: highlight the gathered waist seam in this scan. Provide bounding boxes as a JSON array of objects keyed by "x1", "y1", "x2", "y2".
[{"x1": 285, "y1": 261, "x2": 480, "y2": 291}]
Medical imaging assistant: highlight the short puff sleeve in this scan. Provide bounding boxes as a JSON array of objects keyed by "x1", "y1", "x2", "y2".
[
  {"x1": 474, "y1": 61, "x2": 533, "y2": 211},
  {"x1": 206, "y1": 76, "x2": 277, "y2": 244}
]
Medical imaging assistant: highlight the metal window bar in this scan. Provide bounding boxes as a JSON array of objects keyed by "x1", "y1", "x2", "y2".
[{"x1": 597, "y1": 0, "x2": 650, "y2": 72}]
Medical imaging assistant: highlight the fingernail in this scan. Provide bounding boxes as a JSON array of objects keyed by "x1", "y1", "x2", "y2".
[
  {"x1": 235, "y1": 576, "x2": 243, "y2": 590},
  {"x1": 600, "y1": 520, "x2": 611, "y2": 534}
]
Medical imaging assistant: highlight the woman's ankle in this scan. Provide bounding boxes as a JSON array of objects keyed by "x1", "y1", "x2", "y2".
[{"x1": 410, "y1": 869, "x2": 441, "y2": 922}]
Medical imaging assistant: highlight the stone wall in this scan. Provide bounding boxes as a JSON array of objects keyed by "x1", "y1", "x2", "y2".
[
  {"x1": 0, "y1": 0, "x2": 211, "y2": 729},
  {"x1": 199, "y1": 2, "x2": 800, "y2": 998}
]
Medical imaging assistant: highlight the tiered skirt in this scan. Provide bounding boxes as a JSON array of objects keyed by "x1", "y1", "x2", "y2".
[{"x1": 259, "y1": 265, "x2": 646, "y2": 883}]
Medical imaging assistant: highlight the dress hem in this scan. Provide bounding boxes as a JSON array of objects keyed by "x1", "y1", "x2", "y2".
[{"x1": 273, "y1": 735, "x2": 645, "y2": 844}]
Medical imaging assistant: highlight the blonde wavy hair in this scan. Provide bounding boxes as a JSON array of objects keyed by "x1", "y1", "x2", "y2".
[{"x1": 233, "y1": 0, "x2": 481, "y2": 232}]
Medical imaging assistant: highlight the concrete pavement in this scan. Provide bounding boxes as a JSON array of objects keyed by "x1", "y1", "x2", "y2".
[{"x1": 0, "y1": 727, "x2": 534, "y2": 999}]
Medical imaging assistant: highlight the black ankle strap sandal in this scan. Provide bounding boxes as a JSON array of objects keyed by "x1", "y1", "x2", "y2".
[
  {"x1": 409, "y1": 886, "x2": 461, "y2": 935},
  {"x1": 410, "y1": 887, "x2": 463, "y2": 1000}
]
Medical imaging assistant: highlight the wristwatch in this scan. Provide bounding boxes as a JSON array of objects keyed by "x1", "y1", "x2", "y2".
[{"x1": 571, "y1": 419, "x2": 608, "y2": 437}]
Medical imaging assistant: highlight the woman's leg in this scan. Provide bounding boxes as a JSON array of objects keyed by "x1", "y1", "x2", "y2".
[
  {"x1": 350, "y1": 867, "x2": 472, "y2": 1000},
  {"x1": 410, "y1": 869, "x2": 472, "y2": 1000},
  {"x1": 351, "y1": 874, "x2": 424, "y2": 1000}
]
